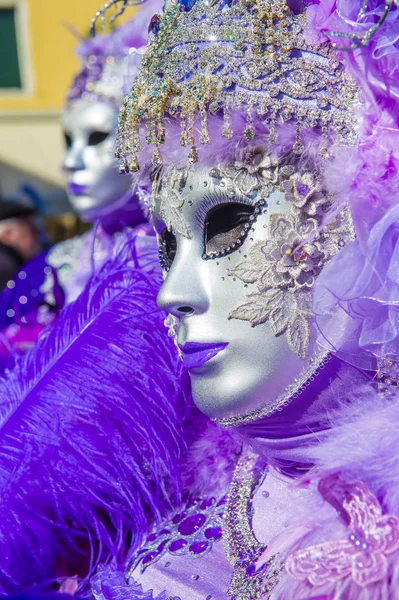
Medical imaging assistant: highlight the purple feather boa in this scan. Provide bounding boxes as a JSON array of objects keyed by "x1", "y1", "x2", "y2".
[{"x1": 0, "y1": 234, "x2": 190, "y2": 595}]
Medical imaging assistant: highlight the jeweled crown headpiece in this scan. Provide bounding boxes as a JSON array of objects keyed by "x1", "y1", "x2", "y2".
[
  {"x1": 115, "y1": 0, "x2": 360, "y2": 173},
  {"x1": 66, "y1": 4, "x2": 155, "y2": 107}
]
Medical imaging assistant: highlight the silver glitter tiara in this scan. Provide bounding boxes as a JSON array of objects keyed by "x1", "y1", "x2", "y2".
[{"x1": 114, "y1": 0, "x2": 360, "y2": 173}]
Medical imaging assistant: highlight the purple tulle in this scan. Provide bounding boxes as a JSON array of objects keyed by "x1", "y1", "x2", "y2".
[
  {"x1": 0, "y1": 233, "x2": 190, "y2": 594},
  {"x1": 313, "y1": 202, "x2": 399, "y2": 370},
  {"x1": 91, "y1": 565, "x2": 167, "y2": 600},
  {"x1": 304, "y1": 1, "x2": 399, "y2": 116}
]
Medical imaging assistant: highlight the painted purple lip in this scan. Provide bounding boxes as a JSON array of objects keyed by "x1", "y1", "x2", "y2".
[
  {"x1": 68, "y1": 182, "x2": 88, "y2": 196},
  {"x1": 180, "y1": 342, "x2": 228, "y2": 370}
]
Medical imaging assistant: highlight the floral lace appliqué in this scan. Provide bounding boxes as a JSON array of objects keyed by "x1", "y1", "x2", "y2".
[
  {"x1": 286, "y1": 475, "x2": 399, "y2": 588},
  {"x1": 151, "y1": 168, "x2": 192, "y2": 239},
  {"x1": 218, "y1": 147, "x2": 281, "y2": 199},
  {"x1": 228, "y1": 169, "x2": 353, "y2": 358}
]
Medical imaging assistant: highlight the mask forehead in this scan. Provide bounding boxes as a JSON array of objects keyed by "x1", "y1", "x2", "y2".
[{"x1": 62, "y1": 99, "x2": 117, "y2": 134}]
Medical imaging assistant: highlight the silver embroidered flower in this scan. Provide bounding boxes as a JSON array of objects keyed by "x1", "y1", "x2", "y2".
[
  {"x1": 229, "y1": 213, "x2": 323, "y2": 358},
  {"x1": 228, "y1": 158, "x2": 354, "y2": 359},
  {"x1": 283, "y1": 171, "x2": 329, "y2": 216},
  {"x1": 151, "y1": 168, "x2": 192, "y2": 239},
  {"x1": 230, "y1": 213, "x2": 325, "y2": 291},
  {"x1": 220, "y1": 147, "x2": 280, "y2": 197}
]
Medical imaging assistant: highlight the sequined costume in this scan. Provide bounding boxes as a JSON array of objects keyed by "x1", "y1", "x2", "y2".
[{"x1": 89, "y1": 0, "x2": 399, "y2": 598}]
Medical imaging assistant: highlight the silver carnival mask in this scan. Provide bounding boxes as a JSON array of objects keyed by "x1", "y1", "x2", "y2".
[
  {"x1": 62, "y1": 99, "x2": 132, "y2": 217},
  {"x1": 153, "y1": 149, "x2": 353, "y2": 424}
]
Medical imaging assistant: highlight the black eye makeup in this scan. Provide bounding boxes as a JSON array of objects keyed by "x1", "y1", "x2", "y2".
[
  {"x1": 158, "y1": 228, "x2": 177, "y2": 272},
  {"x1": 202, "y1": 197, "x2": 267, "y2": 260}
]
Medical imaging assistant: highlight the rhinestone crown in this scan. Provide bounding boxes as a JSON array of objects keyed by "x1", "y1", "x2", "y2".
[{"x1": 115, "y1": 0, "x2": 359, "y2": 173}]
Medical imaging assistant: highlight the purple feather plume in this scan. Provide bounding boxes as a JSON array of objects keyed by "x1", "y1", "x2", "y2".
[{"x1": 0, "y1": 235, "x2": 190, "y2": 594}]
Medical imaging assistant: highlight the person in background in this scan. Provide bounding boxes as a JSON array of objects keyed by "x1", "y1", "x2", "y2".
[
  {"x1": 0, "y1": 201, "x2": 41, "y2": 290},
  {"x1": 0, "y1": 3, "x2": 159, "y2": 360}
]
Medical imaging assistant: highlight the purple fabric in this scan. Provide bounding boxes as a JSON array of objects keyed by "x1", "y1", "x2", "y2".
[
  {"x1": 0, "y1": 249, "x2": 55, "y2": 330},
  {"x1": 304, "y1": 1, "x2": 399, "y2": 116},
  {"x1": 0, "y1": 211, "x2": 155, "y2": 368},
  {"x1": 0, "y1": 233, "x2": 190, "y2": 594},
  {"x1": 313, "y1": 202, "x2": 399, "y2": 370},
  {"x1": 92, "y1": 192, "x2": 149, "y2": 235},
  {"x1": 237, "y1": 358, "x2": 370, "y2": 475}
]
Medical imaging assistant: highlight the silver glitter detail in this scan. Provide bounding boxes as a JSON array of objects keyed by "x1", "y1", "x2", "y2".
[
  {"x1": 215, "y1": 349, "x2": 330, "y2": 428},
  {"x1": 223, "y1": 447, "x2": 284, "y2": 599}
]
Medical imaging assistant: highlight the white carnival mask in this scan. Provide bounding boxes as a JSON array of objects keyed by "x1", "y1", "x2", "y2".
[
  {"x1": 62, "y1": 99, "x2": 132, "y2": 218},
  {"x1": 152, "y1": 151, "x2": 353, "y2": 425}
]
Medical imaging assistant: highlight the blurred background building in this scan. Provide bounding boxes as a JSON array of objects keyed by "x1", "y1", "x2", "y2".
[{"x1": 0, "y1": 0, "x2": 125, "y2": 242}]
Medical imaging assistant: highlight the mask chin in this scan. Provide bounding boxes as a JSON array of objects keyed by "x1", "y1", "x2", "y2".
[
  {"x1": 77, "y1": 188, "x2": 137, "y2": 222},
  {"x1": 67, "y1": 193, "x2": 99, "y2": 215}
]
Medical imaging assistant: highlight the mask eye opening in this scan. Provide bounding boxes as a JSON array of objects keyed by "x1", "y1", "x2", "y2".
[
  {"x1": 64, "y1": 132, "x2": 72, "y2": 149},
  {"x1": 203, "y1": 199, "x2": 266, "y2": 260},
  {"x1": 88, "y1": 131, "x2": 110, "y2": 146},
  {"x1": 158, "y1": 228, "x2": 177, "y2": 272}
]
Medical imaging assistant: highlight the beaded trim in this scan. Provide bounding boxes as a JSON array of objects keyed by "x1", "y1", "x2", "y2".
[
  {"x1": 115, "y1": 0, "x2": 360, "y2": 173},
  {"x1": 215, "y1": 350, "x2": 331, "y2": 428},
  {"x1": 223, "y1": 447, "x2": 284, "y2": 599}
]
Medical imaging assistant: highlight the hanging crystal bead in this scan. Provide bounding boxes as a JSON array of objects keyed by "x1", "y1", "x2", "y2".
[
  {"x1": 129, "y1": 155, "x2": 140, "y2": 172},
  {"x1": 188, "y1": 145, "x2": 199, "y2": 163},
  {"x1": 152, "y1": 146, "x2": 163, "y2": 166}
]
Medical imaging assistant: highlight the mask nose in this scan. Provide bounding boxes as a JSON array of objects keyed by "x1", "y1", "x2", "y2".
[
  {"x1": 62, "y1": 138, "x2": 85, "y2": 172},
  {"x1": 157, "y1": 240, "x2": 209, "y2": 319}
]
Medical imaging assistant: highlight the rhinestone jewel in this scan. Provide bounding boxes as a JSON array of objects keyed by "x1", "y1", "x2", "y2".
[
  {"x1": 188, "y1": 145, "x2": 199, "y2": 163},
  {"x1": 152, "y1": 147, "x2": 163, "y2": 166},
  {"x1": 126, "y1": 494, "x2": 226, "y2": 575},
  {"x1": 148, "y1": 13, "x2": 161, "y2": 35},
  {"x1": 129, "y1": 156, "x2": 140, "y2": 172}
]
